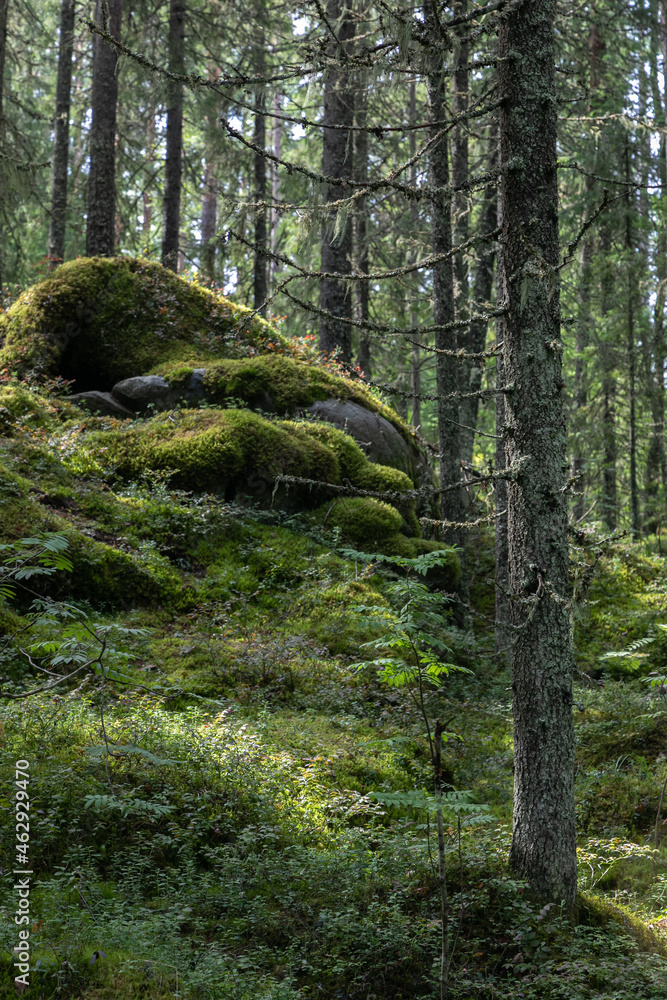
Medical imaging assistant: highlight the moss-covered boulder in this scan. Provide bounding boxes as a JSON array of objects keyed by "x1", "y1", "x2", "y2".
[
  {"x1": 0, "y1": 257, "x2": 285, "y2": 390},
  {"x1": 153, "y1": 355, "x2": 431, "y2": 484},
  {"x1": 321, "y1": 496, "x2": 460, "y2": 587},
  {"x1": 86, "y1": 408, "x2": 413, "y2": 504}
]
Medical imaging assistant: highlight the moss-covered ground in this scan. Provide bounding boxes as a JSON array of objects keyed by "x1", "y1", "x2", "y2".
[{"x1": 2, "y1": 379, "x2": 667, "y2": 998}]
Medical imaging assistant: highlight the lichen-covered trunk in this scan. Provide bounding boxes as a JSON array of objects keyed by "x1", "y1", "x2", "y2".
[
  {"x1": 451, "y1": 0, "x2": 469, "y2": 328},
  {"x1": 425, "y1": 0, "x2": 464, "y2": 547},
  {"x1": 48, "y1": 0, "x2": 75, "y2": 266},
  {"x1": 0, "y1": 0, "x2": 9, "y2": 285},
  {"x1": 408, "y1": 78, "x2": 421, "y2": 429},
  {"x1": 354, "y1": 69, "x2": 371, "y2": 376},
  {"x1": 161, "y1": 0, "x2": 185, "y2": 270},
  {"x1": 495, "y1": 186, "x2": 509, "y2": 663},
  {"x1": 460, "y1": 153, "x2": 497, "y2": 467},
  {"x1": 319, "y1": 0, "x2": 354, "y2": 362},
  {"x1": 86, "y1": 0, "x2": 122, "y2": 258},
  {"x1": 253, "y1": 27, "x2": 267, "y2": 315},
  {"x1": 499, "y1": 0, "x2": 577, "y2": 907}
]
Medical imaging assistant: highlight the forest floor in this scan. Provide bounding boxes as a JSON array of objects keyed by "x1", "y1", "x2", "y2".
[{"x1": 2, "y1": 383, "x2": 667, "y2": 998}]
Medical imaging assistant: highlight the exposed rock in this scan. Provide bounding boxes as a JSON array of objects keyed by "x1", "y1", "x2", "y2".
[
  {"x1": 306, "y1": 399, "x2": 429, "y2": 486},
  {"x1": 111, "y1": 375, "x2": 181, "y2": 411},
  {"x1": 70, "y1": 390, "x2": 134, "y2": 418}
]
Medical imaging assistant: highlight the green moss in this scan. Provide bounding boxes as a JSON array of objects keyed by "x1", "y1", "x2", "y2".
[
  {"x1": 86, "y1": 409, "x2": 417, "y2": 517},
  {"x1": 324, "y1": 497, "x2": 404, "y2": 545},
  {"x1": 154, "y1": 354, "x2": 420, "y2": 447},
  {"x1": 0, "y1": 257, "x2": 287, "y2": 391}
]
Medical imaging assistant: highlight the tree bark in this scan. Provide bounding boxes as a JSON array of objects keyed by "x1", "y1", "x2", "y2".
[
  {"x1": 499, "y1": 0, "x2": 577, "y2": 906},
  {"x1": 409, "y1": 76, "x2": 421, "y2": 428},
  {"x1": 0, "y1": 0, "x2": 10, "y2": 286},
  {"x1": 451, "y1": 0, "x2": 469, "y2": 326},
  {"x1": 460, "y1": 149, "x2": 497, "y2": 467},
  {"x1": 143, "y1": 109, "x2": 155, "y2": 242},
  {"x1": 354, "y1": 67, "x2": 370, "y2": 376},
  {"x1": 253, "y1": 25, "x2": 267, "y2": 314},
  {"x1": 48, "y1": 0, "x2": 75, "y2": 267},
  {"x1": 625, "y1": 140, "x2": 640, "y2": 539},
  {"x1": 268, "y1": 89, "x2": 281, "y2": 298},
  {"x1": 319, "y1": 0, "x2": 354, "y2": 362},
  {"x1": 495, "y1": 181, "x2": 509, "y2": 662},
  {"x1": 425, "y1": 0, "x2": 465, "y2": 548},
  {"x1": 599, "y1": 223, "x2": 617, "y2": 532},
  {"x1": 86, "y1": 0, "x2": 122, "y2": 258},
  {"x1": 161, "y1": 0, "x2": 185, "y2": 270}
]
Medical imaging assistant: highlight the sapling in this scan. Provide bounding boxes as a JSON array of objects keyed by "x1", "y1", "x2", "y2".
[{"x1": 346, "y1": 547, "x2": 478, "y2": 1000}]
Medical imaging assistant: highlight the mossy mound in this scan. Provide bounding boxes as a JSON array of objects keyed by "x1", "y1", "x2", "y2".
[
  {"x1": 155, "y1": 354, "x2": 415, "y2": 444},
  {"x1": 86, "y1": 408, "x2": 413, "y2": 505},
  {"x1": 0, "y1": 257, "x2": 286, "y2": 391}
]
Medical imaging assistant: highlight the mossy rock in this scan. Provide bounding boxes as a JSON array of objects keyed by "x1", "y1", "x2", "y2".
[
  {"x1": 85, "y1": 408, "x2": 417, "y2": 514},
  {"x1": 156, "y1": 354, "x2": 414, "y2": 441},
  {"x1": 319, "y1": 496, "x2": 460, "y2": 588},
  {"x1": 0, "y1": 257, "x2": 286, "y2": 391}
]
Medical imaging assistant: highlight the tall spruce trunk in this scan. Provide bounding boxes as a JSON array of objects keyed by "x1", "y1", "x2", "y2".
[
  {"x1": 354, "y1": 68, "x2": 371, "y2": 376},
  {"x1": 495, "y1": 179, "x2": 509, "y2": 662},
  {"x1": 625, "y1": 142, "x2": 640, "y2": 538},
  {"x1": 143, "y1": 109, "x2": 155, "y2": 241},
  {"x1": 319, "y1": 0, "x2": 354, "y2": 362},
  {"x1": 268, "y1": 89, "x2": 282, "y2": 297},
  {"x1": 451, "y1": 0, "x2": 469, "y2": 328},
  {"x1": 425, "y1": 0, "x2": 465, "y2": 548},
  {"x1": 48, "y1": 0, "x2": 75, "y2": 266},
  {"x1": 0, "y1": 0, "x2": 9, "y2": 285},
  {"x1": 499, "y1": 0, "x2": 577, "y2": 906},
  {"x1": 85, "y1": 0, "x2": 122, "y2": 258},
  {"x1": 600, "y1": 224, "x2": 617, "y2": 531},
  {"x1": 253, "y1": 27, "x2": 267, "y2": 314},
  {"x1": 409, "y1": 76, "x2": 421, "y2": 428},
  {"x1": 460, "y1": 152, "x2": 497, "y2": 467},
  {"x1": 161, "y1": 0, "x2": 185, "y2": 270}
]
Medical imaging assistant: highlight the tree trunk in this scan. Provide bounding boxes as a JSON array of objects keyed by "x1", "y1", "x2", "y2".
[
  {"x1": 319, "y1": 0, "x2": 354, "y2": 362},
  {"x1": 599, "y1": 224, "x2": 617, "y2": 532},
  {"x1": 268, "y1": 89, "x2": 281, "y2": 298},
  {"x1": 48, "y1": 0, "x2": 75, "y2": 267},
  {"x1": 409, "y1": 77, "x2": 421, "y2": 429},
  {"x1": 451, "y1": 0, "x2": 469, "y2": 326},
  {"x1": 425, "y1": 0, "x2": 465, "y2": 548},
  {"x1": 143, "y1": 109, "x2": 155, "y2": 241},
  {"x1": 495, "y1": 182, "x2": 509, "y2": 663},
  {"x1": 625, "y1": 140, "x2": 639, "y2": 539},
  {"x1": 0, "y1": 0, "x2": 10, "y2": 286},
  {"x1": 499, "y1": 0, "x2": 577, "y2": 906},
  {"x1": 86, "y1": 0, "x2": 122, "y2": 258},
  {"x1": 354, "y1": 67, "x2": 371, "y2": 376},
  {"x1": 253, "y1": 26, "x2": 267, "y2": 314},
  {"x1": 161, "y1": 0, "x2": 185, "y2": 270},
  {"x1": 460, "y1": 150, "x2": 497, "y2": 467},
  {"x1": 201, "y1": 159, "x2": 217, "y2": 278}
]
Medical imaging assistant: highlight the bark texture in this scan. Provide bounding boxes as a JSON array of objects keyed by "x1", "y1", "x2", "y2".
[
  {"x1": 495, "y1": 185, "x2": 509, "y2": 663},
  {"x1": 0, "y1": 0, "x2": 9, "y2": 286},
  {"x1": 48, "y1": 0, "x2": 75, "y2": 266},
  {"x1": 354, "y1": 69, "x2": 370, "y2": 375},
  {"x1": 499, "y1": 0, "x2": 577, "y2": 906},
  {"x1": 161, "y1": 0, "x2": 185, "y2": 270},
  {"x1": 253, "y1": 28, "x2": 267, "y2": 315},
  {"x1": 319, "y1": 0, "x2": 354, "y2": 362},
  {"x1": 86, "y1": 0, "x2": 122, "y2": 258},
  {"x1": 425, "y1": 0, "x2": 464, "y2": 546},
  {"x1": 460, "y1": 152, "x2": 497, "y2": 467}
]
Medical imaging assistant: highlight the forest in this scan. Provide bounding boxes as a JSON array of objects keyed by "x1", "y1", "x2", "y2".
[{"x1": 4, "y1": 0, "x2": 667, "y2": 997}]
